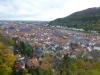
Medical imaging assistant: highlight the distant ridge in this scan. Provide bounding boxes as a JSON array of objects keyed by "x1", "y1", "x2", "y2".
[{"x1": 49, "y1": 7, "x2": 100, "y2": 32}]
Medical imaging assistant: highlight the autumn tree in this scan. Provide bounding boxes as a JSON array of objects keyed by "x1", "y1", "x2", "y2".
[{"x1": 0, "y1": 42, "x2": 15, "y2": 75}]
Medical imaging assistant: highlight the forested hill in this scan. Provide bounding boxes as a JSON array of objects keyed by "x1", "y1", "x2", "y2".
[{"x1": 49, "y1": 7, "x2": 100, "y2": 32}]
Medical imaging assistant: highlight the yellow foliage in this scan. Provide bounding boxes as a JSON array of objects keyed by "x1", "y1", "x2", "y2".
[{"x1": 0, "y1": 42, "x2": 15, "y2": 75}]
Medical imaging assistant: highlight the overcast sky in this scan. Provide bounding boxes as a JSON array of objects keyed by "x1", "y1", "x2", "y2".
[{"x1": 0, "y1": 0, "x2": 100, "y2": 21}]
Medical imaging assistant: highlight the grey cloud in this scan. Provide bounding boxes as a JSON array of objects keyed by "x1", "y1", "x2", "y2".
[{"x1": 0, "y1": 0, "x2": 100, "y2": 20}]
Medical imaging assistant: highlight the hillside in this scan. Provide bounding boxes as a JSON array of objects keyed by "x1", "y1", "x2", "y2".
[{"x1": 49, "y1": 7, "x2": 100, "y2": 32}]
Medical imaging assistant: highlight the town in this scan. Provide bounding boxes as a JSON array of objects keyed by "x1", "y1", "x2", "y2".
[{"x1": 0, "y1": 21, "x2": 100, "y2": 75}]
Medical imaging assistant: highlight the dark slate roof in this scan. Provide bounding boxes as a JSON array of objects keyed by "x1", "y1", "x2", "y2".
[
  {"x1": 94, "y1": 43, "x2": 100, "y2": 47},
  {"x1": 33, "y1": 47, "x2": 42, "y2": 58},
  {"x1": 53, "y1": 31, "x2": 64, "y2": 37},
  {"x1": 20, "y1": 28, "x2": 31, "y2": 32},
  {"x1": 90, "y1": 50, "x2": 100, "y2": 58}
]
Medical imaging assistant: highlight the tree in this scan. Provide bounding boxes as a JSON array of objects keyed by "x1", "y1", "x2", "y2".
[
  {"x1": 0, "y1": 42, "x2": 15, "y2": 75},
  {"x1": 15, "y1": 41, "x2": 32, "y2": 56},
  {"x1": 22, "y1": 69, "x2": 31, "y2": 75}
]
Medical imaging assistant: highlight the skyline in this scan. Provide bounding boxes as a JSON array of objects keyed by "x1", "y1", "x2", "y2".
[{"x1": 0, "y1": 0, "x2": 100, "y2": 21}]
